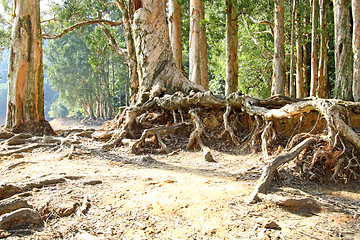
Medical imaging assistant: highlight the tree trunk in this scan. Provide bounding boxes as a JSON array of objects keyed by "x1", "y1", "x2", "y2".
[
  {"x1": 189, "y1": 0, "x2": 202, "y2": 87},
  {"x1": 271, "y1": 0, "x2": 286, "y2": 96},
  {"x1": 296, "y1": 25, "x2": 304, "y2": 98},
  {"x1": 114, "y1": 0, "x2": 139, "y2": 106},
  {"x1": 168, "y1": 0, "x2": 183, "y2": 70},
  {"x1": 132, "y1": 0, "x2": 204, "y2": 104},
  {"x1": 310, "y1": 0, "x2": 318, "y2": 97},
  {"x1": 225, "y1": 0, "x2": 239, "y2": 96},
  {"x1": 199, "y1": 1, "x2": 209, "y2": 91},
  {"x1": 353, "y1": 0, "x2": 360, "y2": 101},
  {"x1": 317, "y1": 0, "x2": 328, "y2": 98},
  {"x1": 334, "y1": 0, "x2": 353, "y2": 100},
  {"x1": 4, "y1": 0, "x2": 53, "y2": 134},
  {"x1": 289, "y1": 0, "x2": 297, "y2": 98}
]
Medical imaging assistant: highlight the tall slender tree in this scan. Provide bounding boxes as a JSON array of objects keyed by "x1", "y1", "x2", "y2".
[
  {"x1": 4, "y1": 0, "x2": 53, "y2": 133},
  {"x1": 334, "y1": 0, "x2": 353, "y2": 100},
  {"x1": 353, "y1": 0, "x2": 360, "y2": 101},
  {"x1": 225, "y1": 0, "x2": 239, "y2": 96},
  {"x1": 317, "y1": 0, "x2": 328, "y2": 98},
  {"x1": 310, "y1": 0, "x2": 318, "y2": 97},
  {"x1": 289, "y1": 0, "x2": 297, "y2": 97},
  {"x1": 199, "y1": 1, "x2": 209, "y2": 90},
  {"x1": 296, "y1": 15, "x2": 305, "y2": 98},
  {"x1": 271, "y1": 0, "x2": 286, "y2": 95},
  {"x1": 189, "y1": 0, "x2": 208, "y2": 90},
  {"x1": 169, "y1": 0, "x2": 183, "y2": 70}
]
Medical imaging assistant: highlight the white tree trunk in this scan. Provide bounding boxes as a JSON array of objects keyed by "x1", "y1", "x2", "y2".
[
  {"x1": 132, "y1": 0, "x2": 204, "y2": 104},
  {"x1": 168, "y1": 0, "x2": 183, "y2": 70}
]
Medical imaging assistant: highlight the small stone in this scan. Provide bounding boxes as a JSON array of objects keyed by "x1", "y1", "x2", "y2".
[{"x1": 263, "y1": 220, "x2": 281, "y2": 230}]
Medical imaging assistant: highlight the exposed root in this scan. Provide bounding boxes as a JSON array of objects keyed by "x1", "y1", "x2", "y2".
[
  {"x1": 102, "y1": 108, "x2": 144, "y2": 149},
  {"x1": 220, "y1": 105, "x2": 241, "y2": 148},
  {"x1": 261, "y1": 121, "x2": 274, "y2": 160},
  {"x1": 186, "y1": 109, "x2": 216, "y2": 162},
  {"x1": 130, "y1": 123, "x2": 189, "y2": 154},
  {"x1": 248, "y1": 137, "x2": 317, "y2": 203}
]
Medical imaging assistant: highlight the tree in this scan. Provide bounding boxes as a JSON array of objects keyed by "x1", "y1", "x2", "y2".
[
  {"x1": 353, "y1": 0, "x2": 360, "y2": 101},
  {"x1": 317, "y1": 0, "x2": 328, "y2": 98},
  {"x1": 131, "y1": 0, "x2": 204, "y2": 104},
  {"x1": 199, "y1": 1, "x2": 209, "y2": 91},
  {"x1": 334, "y1": 0, "x2": 353, "y2": 100},
  {"x1": 169, "y1": 0, "x2": 183, "y2": 70},
  {"x1": 310, "y1": 0, "x2": 318, "y2": 97},
  {"x1": 189, "y1": 0, "x2": 208, "y2": 90},
  {"x1": 225, "y1": 0, "x2": 239, "y2": 96},
  {"x1": 271, "y1": 0, "x2": 286, "y2": 95},
  {"x1": 289, "y1": 0, "x2": 297, "y2": 98},
  {"x1": 4, "y1": 0, "x2": 53, "y2": 134},
  {"x1": 296, "y1": 12, "x2": 305, "y2": 98}
]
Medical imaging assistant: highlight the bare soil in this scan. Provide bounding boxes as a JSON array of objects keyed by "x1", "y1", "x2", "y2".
[{"x1": 0, "y1": 119, "x2": 359, "y2": 240}]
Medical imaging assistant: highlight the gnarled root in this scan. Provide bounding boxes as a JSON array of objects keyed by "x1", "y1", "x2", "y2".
[
  {"x1": 220, "y1": 105, "x2": 241, "y2": 148},
  {"x1": 102, "y1": 108, "x2": 144, "y2": 149},
  {"x1": 186, "y1": 109, "x2": 216, "y2": 162},
  {"x1": 130, "y1": 122, "x2": 190, "y2": 154},
  {"x1": 248, "y1": 137, "x2": 316, "y2": 204}
]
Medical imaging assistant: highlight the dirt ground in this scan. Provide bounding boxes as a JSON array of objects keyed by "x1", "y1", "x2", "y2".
[{"x1": 0, "y1": 119, "x2": 359, "y2": 240}]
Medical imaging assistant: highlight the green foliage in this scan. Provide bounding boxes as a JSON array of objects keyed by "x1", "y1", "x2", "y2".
[{"x1": 48, "y1": 99, "x2": 69, "y2": 118}]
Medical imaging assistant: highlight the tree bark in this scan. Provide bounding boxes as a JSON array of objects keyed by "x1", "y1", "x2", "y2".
[
  {"x1": 334, "y1": 0, "x2": 353, "y2": 100},
  {"x1": 189, "y1": 0, "x2": 201, "y2": 86},
  {"x1": 168, "y1": 0, "x2": 183, "y2": 70},
  {"x1": 114, "y1": 0, "x2": 139, "y2": 106},
  {"x1": 4, "y1": 0, "x2": 53, "y2": 134},
  {"x1": 353, "y1": 0, "x2": 360, "y2": 101},
  {"x1": 199, "y1": 1, "x2": 209, "y2": 91},
  {"x1": 296, "y1": 18, "x2": 305, "y2": 98},
  {"x1": 132, "y1": 0, "x2": 204, "y2": 104},
  {"x1": 289, "y1": 0, "x2": 297, "y2": 98},
  {"x1": 271, "y1": 0, "x2": 286, "y2": 96},
  {"x1": 189, "y1": 0, "x2": 208, "y2": 90},
  {"x1": 317, "y1": 0, "x2": 328, "y2": 98},
  {"x1": 310, "y1": 0, "x2": 318, "y2": 97},
  {"x1": 225, "y1": 0, "x2": 239, "y2": 96}
]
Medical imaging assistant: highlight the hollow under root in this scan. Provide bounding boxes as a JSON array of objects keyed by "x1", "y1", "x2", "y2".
[{"x1": 130, "y1": 122, "x2": 190, "y2": 154}]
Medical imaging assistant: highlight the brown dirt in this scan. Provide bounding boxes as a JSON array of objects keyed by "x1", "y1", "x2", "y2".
[{"x1": 0, "y1": 121, "x2": 359, "y2": 239}]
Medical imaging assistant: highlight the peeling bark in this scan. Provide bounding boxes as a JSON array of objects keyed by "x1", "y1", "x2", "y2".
[
  {"x1": 132, "y1": 0, "x2": 204, "y2": 104},
  {"x1": 334, "y1": 0, "x2": 353, "y2": 100},
  {"x1": 4, "y1": 0, "x2": 54, "y2": 135}
]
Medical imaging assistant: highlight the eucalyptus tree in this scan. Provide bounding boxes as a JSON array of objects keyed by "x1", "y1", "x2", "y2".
[
  {"x1": 4, "y1": 0, "x2": 54, "y2": 134},
  {"x1": 333, "y1": 0, "x2": 353, "y2": 100},
  {"x1": 271, "y1": 0, "x2": 286, "y2": 95},
  {"x1": 353, "y1": 0, "x2": 360, "y2": 101},
  {"x1": 225, "y1": 0, "x2": 239, "y2": 96}
]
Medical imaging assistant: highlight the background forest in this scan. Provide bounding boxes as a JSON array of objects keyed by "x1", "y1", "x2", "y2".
[{"x1": 0, "y1": 0, "x2": 347, "y2": 123}]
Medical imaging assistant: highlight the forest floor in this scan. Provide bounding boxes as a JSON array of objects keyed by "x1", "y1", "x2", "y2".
[{"x1": 0, "y1": 118, "x2": 359, "y2": 240}]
